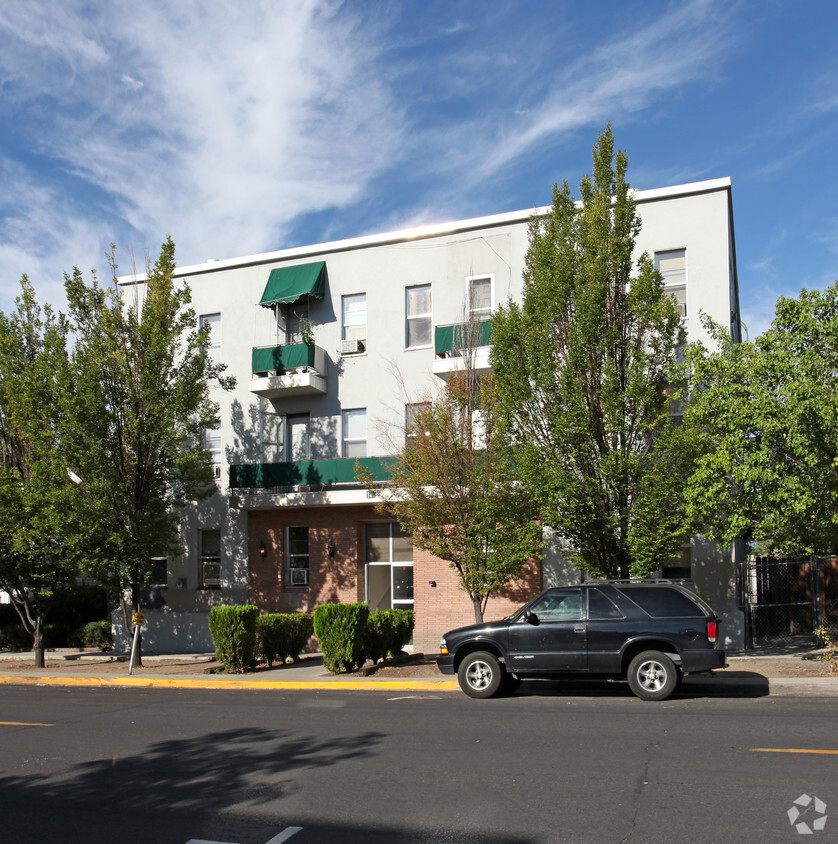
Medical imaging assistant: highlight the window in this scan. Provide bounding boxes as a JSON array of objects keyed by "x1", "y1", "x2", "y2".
[
  {"x1": 622, "y1": 586, "x2": 703, "y2": 618},
  {"x1": 286, "y1": 414, "x2": 310, "y2": 460},
  {"x1": 528, "y1": 588, "x2": 582, "y2": 621},
  {"x1": 203, "y1": 424, "x2": 222, "y2": 475},
  {"x1": 405, "y1": 402, "x2": 431, "y2": 440},
  {"x1": 365, "y1": 522, "x2": 414, "y2": 613},
  {"x1": 655, "y1": 249, "x2": 687, "y2": 317},
  {"x1": 286, "y1": 526, "x2": 309, "y2": 587},
  {"x1": 342, "y1": 408, "x2": 367, "y2": 458},
  {"x1": 405, "y1": 284, "x2": 432, "y2": 348},
  {"x1": 199, "y1": 313, "x2": 221, "y2": 360},
  {"x1": 259, "y1": 407, "x2": 282, "y2": 463},
  {"x1": 342, "y1": 294, "x2": 366, "y2": 345},
  {"x1": 466, "y1": 275, "x2": 493, "y2": 322},
  {"x1": 588, "y1": 588, "x2": 623, "y2": 620},
  {"x1": 286, "y1": 305, "x2": 309, "y2": 345},
  {"x1": 200, "y1": 529, "x2": 221, "y2": 588}
]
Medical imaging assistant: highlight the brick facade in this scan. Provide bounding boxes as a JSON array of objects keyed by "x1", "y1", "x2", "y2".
[{"x1": 247, "y1": 504, "x2": 543, "y2": 656}]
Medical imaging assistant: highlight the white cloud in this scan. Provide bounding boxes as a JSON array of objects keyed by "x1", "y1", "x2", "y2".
[{"x1": 0, "y1": 0, "x2": 403, "y2": 304}]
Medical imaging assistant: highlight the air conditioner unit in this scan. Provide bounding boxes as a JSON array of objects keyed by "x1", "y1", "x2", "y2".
[
  {"x1": 289, "y1": 568, "x2": 309, "y2": 587},
  {"x1": 340, "y1": 338, "x2": 364, "y2": 355}
]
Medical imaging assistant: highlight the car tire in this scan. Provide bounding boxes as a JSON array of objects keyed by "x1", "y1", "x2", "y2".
[
  {"x1": 627, "y1": 650, "x2": 678, "y2": 701},
  {"x1": 458, "y1": 651, "x2": 504, "y2": 698}
]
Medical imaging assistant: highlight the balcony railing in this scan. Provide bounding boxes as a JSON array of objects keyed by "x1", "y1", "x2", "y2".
[
  {"x1": 250, "y1": 343, "x2": 327, "y2": 398},
  {"x1": 432, "y1": 321, "x2": 492, "y2": 379},
  {"x1": 230, "y1": 456, "x2": 397, "y2": 490}
]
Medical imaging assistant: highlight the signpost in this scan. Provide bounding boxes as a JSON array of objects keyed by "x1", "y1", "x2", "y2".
[{"x1": 129, "y1": 612, "x2": 145, "y2": 675}]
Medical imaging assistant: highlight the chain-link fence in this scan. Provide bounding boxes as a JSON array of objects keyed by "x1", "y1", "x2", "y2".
[{"x1": 744, "y1": 556, "x2": 838, "y2": 648}]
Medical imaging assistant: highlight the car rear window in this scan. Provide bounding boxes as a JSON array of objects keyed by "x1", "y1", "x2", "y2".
[{"x1": 618, "y1": 586, "x2": 705, "y2": 618}]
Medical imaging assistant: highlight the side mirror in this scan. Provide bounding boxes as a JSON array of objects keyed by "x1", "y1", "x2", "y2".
[{"x1": 524, "y1": 609, "x2": 539, "y2": 625}]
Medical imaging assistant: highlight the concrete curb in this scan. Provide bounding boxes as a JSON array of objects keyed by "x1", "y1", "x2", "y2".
[{"x1": 0, "y1": 674, "x2": 460, "y2": 692}]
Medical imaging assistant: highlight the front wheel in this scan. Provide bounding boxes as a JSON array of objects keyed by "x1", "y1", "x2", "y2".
[
  {"x1": 458, "y1": 651, "x2": 503, "y2": 698},
  {"x1": 627, "y1": 650, "x2": 678, "y2": 701}
]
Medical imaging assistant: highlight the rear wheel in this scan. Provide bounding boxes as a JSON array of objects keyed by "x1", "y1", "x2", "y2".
[
  {"x1": 627, "y1": 650, "x2": 678, "y2": 701},
  {"x1": 458, "y1": 651, "x2": 503, "y2": 698}
]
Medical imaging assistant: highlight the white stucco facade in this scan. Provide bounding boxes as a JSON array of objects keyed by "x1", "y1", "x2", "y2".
[{"x1": 115, "y1": 177, "x2": 744, "y2": 653}]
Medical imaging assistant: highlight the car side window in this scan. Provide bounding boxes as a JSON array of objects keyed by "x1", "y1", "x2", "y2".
[
  {"x1": 588, "y1": 588, "x2": 623, "y2": 619},
  {"x1": 528, "y1": 589, "x2": 582, "y2": 621}
]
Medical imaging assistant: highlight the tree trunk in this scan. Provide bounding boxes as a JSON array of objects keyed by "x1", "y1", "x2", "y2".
[
  {"x1": 33, "y1": 618, "x2": 45, "y2": 669},
  {"x1": 472, "y1": 596, "x2": 484, "y2": 624}
]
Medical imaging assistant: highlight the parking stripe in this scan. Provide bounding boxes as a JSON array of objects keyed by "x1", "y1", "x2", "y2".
[
  {"x1": 0, "y1": 721, "x2": 54, "y2": 727},
  {"x1": 752, "y1": 748, "x2": 838, "y2": 755}
]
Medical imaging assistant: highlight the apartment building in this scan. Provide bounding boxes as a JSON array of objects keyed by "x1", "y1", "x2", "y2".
[{"x1": 117, "y1": 178, "x2": 744, "y2": 654}]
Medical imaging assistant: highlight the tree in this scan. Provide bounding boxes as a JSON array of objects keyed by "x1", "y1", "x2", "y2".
[
  {"x1": 374, "y1": 318, "x2": 542, "y2": 623},
  {"x1": 62, "y1": 239, "x2": 235, "y2": 648},
  {"x1": 683, "y1": 284, "x2": 838, "y2": 555},
  {"x1": 0, "y1": 279, "x2": 79, "y2": 667},
  {"x1": 490, "y1": 126, "x2": 690, "y2": 579}
]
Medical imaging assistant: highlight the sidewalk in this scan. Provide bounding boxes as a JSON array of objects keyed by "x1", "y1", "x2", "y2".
[{"x1": 0, "y1": 650, "x2": 836, "y2": 696}]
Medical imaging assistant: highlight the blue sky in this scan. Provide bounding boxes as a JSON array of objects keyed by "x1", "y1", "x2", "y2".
[{"x1": 0, "y1": 0, "x2": 836, "y2": 337}]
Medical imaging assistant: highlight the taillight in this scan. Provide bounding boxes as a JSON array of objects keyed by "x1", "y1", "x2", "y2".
[{"x1": 707, "y1": 621, "x2": 718, "y2": 644}]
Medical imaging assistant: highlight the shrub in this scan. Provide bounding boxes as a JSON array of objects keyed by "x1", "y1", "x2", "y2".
[
  {"x1": 208, "y1": 605, "x2": 259, "y2": 672},
  {"x1": 257, "y1": 613, "x2": 314, "y2": 667},
  {"x1": 313, "y1": 602, "x2": 369, "y2": 673},
  {"x1": 71, "y1": 620, "x2": 113, "y2": 650},
  {"x1": 0, "y1": 622, "x2": 29, "y2": 652},
  {"x1": 365, "y1": 609, "x2": 415, "y2": 663},
  {"x1": 389, "y1": 608, "x2": 415, "y2": 655}
]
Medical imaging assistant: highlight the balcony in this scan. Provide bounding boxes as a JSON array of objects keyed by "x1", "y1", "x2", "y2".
[
  {"x1": 432, "y1": 321, "x2": 493, "y2": 379},
  {"x1": 229, "y1": 456, "x2": 398, "y2": 508},
  {"x1": 250, "y1": 343, "x2": 327, "y2": 398}
]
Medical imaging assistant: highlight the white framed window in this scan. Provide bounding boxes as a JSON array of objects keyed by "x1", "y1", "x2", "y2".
[
  {"x1": 286, "y1": 414, "x2": 310, "y2": 461},
  {"x1": 200, "y1": 529, "x2": 221, "y2": 588},
  {"x1": 342, "y1": 408, "x2": 367, "y2": 458},
  {"x1": 259, "y1": 407, "x2": 282, "y2": 463},
  {"x1": 199, "y1": 313, "x2": 221, "y2": 360},
  {"x1": 405, "y1": 402, "x2": 431, "y2": 441},
  {"x1": 405, "y1": 284, "x2": 432, "y2": 349},
  {"x1": 342, "y1": 293, "x2": 366, "y2": 353},
  {"x1": 365, "y1": 522, "x2": 414, "y2": 613},
  {"x1": 286, "y1": 525, "x2": 309, "y2": 588},
  {"x1": 203, "y1": 424, "x2": 222, "y2": 477},
  {"x1": 466, "y1": 275, "x2": 493, "y2": 322},
  {"x1": 655, "y1": 249, "x2": 687, "y2": 318}
]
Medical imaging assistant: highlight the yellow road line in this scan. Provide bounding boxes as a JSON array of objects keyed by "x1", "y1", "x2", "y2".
[
  {"x1": 0, "y1": 675, "x2": 459, "y2": 692},
  {"x1": 752, "y1": 748, "x2": 838, "y2": 755},
  {"x1": 0, "y1": 721, "x2": 54, "y2": 727}
]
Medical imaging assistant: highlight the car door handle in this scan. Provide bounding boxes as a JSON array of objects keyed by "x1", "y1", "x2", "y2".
[{"x1": 574, "y1": 626, "x2": 585, "y2": 633}]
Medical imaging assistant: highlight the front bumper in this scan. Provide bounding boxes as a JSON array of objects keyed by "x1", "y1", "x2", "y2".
[{"x1": 436, "y1": 654, "x2": 455, "y2": 675}]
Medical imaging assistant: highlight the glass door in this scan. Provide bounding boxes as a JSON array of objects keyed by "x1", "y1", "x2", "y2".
[{"x1": 364, "y1": 523, "x2": 414, "y2": 612}]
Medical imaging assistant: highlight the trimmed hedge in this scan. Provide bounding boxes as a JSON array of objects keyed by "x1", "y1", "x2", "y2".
[
  {"x1": 313, "y1": 602, "x2": 370, "y2": 674},
  {"x1": 71, "y1": 620, "x2": 113, "y2": 650},
  {"x1": 257, "y1": 613, "x2": 314, "y2": 667},
  {"x1": 208, "y1": 605, "x2": 259, "y2": 672},
  {"x1": 365, "y1": 609, "x2": 414, "y2": 663}
]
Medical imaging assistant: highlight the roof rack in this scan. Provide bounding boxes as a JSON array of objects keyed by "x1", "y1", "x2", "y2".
[{"x1": 582, "y1": 578, "x2": 694, "y2": 585}]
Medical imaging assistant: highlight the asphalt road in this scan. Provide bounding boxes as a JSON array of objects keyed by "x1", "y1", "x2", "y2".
[{"x1": 0, "y1": 684, "x2": 836, "y2": 844}]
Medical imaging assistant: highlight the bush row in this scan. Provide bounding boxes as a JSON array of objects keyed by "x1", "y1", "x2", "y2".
[{"x1": 207, "y1": 604, "x2": 415, "y2": 674}]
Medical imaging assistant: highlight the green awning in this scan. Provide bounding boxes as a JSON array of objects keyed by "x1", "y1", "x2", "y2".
[{"x1": 259, "y1": 261, "x2": 327, "y2": 307}]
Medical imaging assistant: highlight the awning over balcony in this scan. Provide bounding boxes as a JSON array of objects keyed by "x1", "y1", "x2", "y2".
[{"x1": 259, "y1": 261, "x2": 327, "y2": 307}]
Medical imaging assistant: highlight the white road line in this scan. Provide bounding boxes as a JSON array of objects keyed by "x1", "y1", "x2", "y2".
[{"x1": 186, "y1": 827, "x2": 303, "y2": 844}]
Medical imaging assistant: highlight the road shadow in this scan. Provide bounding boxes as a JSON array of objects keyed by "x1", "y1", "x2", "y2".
[{"x1": 505, "y1": 670, "x2": 770, "y2": 700}]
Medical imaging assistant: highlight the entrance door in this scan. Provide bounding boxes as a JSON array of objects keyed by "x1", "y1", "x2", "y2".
[{"x1": 364, "y1": 523, "x2": 414, "y2": 612}]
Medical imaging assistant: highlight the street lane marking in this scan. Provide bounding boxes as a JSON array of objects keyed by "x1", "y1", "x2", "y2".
[
  {"x1": 186, "y1": 828, "x2": 302, "y2": 844},
  {"x1": 752, "y1": 748, "x2": 838, "y2": 755},
  {"x1": 0, "y1": 721, "x2": 54, "y2": 727}
]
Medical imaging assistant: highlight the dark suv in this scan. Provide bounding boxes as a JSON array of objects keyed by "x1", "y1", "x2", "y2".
[{"x1": 436, "y1": 581, "x2": 725, "y2": 700}]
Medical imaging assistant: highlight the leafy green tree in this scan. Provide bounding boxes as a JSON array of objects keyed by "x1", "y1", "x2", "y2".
[
  {"x1": 490, "y1": 126, "x2": 690, "y2": 579},
  {"x1": 0, "y1": 279, "x2": 79, "y2": 667},
  {"x1": 683, "y1": 284, "x2": 838, "y2": 555},
  {"x1": 62, "y1": 238, "x2": 234, "y2": 642},
  {"x1": 378, "y1": 357, "x2": 542, "y2": 623}
]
